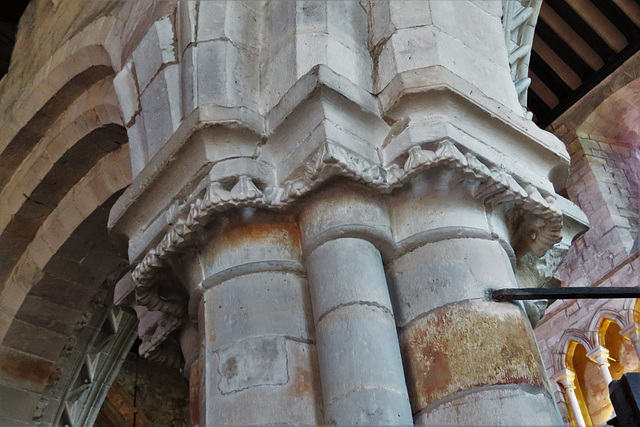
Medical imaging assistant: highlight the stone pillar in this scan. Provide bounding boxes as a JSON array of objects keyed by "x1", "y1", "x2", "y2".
[
  {"x1": 587, "y1": 346, "x2": 614, "y2": 385},
  {"x1": 187, "y1": 211, "x2": 322, "y2": 426},
  {"x1": 108, "y1": 2, "x2": 577, "y2": 424},
  {"x1": 386, "y1": 171, "x2": 562, "y2": 425},
  {"x1": 553, "y1": 369, "x2": 587, "y2": 427},
  {"x1": 299, "y1": 185, "x2": 413, "y2": 425},
  {"x1": 621, "y1": 324, "x2": 640, "y2": 361}
]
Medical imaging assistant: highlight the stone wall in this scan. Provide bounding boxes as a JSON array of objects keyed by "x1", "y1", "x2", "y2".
[{"x1": 535, "y1": 52, "x2": 640, "y2": 426}]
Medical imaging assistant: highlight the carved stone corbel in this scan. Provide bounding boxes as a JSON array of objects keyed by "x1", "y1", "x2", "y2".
[{"x1": 115, "y1": 272, "x2": 186, "y2": 368}]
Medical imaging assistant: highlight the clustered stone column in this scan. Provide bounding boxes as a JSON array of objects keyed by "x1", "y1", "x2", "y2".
[
  {"x1": 553, "y1": 369, "x2": 587, "y2": 427},
  {"x1": 107, "y1": 0, "x2": 576, "y2": 424}
]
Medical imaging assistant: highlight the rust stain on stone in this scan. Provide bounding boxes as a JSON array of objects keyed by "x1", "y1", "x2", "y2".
[
  {"x1": 288, "y1": 361, "x2": 313, "y2": 397},
  {"x1": 222, "y1": 219, "x2": 302, "y2": 250},
  {"x1": 0, "y1": 351, "x2": 58, "y2": 389},
  {"x1": 400, "y1": 300, "x2": 548, "y2": 412}
]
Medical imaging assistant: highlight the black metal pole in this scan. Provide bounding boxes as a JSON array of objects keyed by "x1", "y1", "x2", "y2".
[{"x1": 491, "y1": 287, "x2": 640, "y2": 302}]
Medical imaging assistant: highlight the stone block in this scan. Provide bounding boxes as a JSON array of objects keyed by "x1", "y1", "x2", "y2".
[
  {"x1": 400, "y1": 300, "x2": 548, "y2": 412},
  {"x1": 198, "y1": 216, "x2": 302, "y2": 279},
  {"x1": 196, "y1": 1, "x2": 227, "y2": 43},
  {"x1": 388, "y1": 238, "x2": 517, "y2": 327},
  {"x1": 299, "y1": 184, "x2": 391, "y2": 253},
  {"x1": 2, "y1": 319, "x2": 67, "y2": 361},
  {"x1": 126, "y1": 115, "x2": 148, "y2": 177},
  {"x1": 0, "y1": 346, "x2": 59, "y2": 393},
  {"x1": 112, "y1": 61, "x2": 139, "y2": 125},
  {"x1": 295, "y1": 34, "x2": 329, "y2": 80},
  {"x1": 177, "y1": 1, "x2": 197, "y2": 53},
  {"x1": 264, "y1": 0, "x2": 296, "y2": 56},
  {"x1": 326, "y1": 387, "x2": 413, "y2": 426},
  {"x1": 434, "y1": 30, "x2": 519, "y2": 111},
  {"x1": 15, "y1": 295, "x2": 83, "y2": 336},
  {"x1": 430, "y1": 0, "x2": 508, "y2": 68},
  {"x1": 197, "y1": 40, "x2": 260, "y2": 111},
  {"x1": 262, "y1": 39, "x2": 297, "y2": 111},
  {"x1": 389, "y1": 1, "x2": 432, "y2": 30},
  {"x1": 202, "y1": 272, "x2": 313, "y2": 351},
  {"x1": 132, "y1": 15, "x2": 176, "y2": 92},
  {"x1": 307, "y1": 238, "x2": 393, "y2": 322},
  {"x1": 414, "y1": 384, "x2": 562, "y2": 425},
  {"x1": 0, "y1": 384, "x2": 42, "y2": 423},
  {"x1": 217, "y1": 336, "x2": 288, "y2": 394},
  {"x1": 389, "y1": 172, "x2": 491, "y2": 245},
  {"x1": 325, "y1": 37, "x2": 373, "y2": 92},
  {"x1": 202, "y1": 340, "x2": 322, "y2": 425},
  {"x1": 180, "y1": 46, "x2": 197, "y2": 118},
  {"x1": 198, "y1": 0, "x2": 264, "y2": 50},
  {"x1": 326, "y1": 0, "x2": 369, "y2": 51},
  {"x1": 316, "y1": 305, "x2": 408, "y2": 406},
  {"x1": 140, "y1": 64, "x2": 179, "y2": 159},
  {"x1": 296, "y1": 1, "x2": 328, "y2": 34},
  {"x1": 28, "y1": 273, "x2": 94, "y2": 311}
]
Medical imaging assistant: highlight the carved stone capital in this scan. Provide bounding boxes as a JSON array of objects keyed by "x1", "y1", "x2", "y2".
[
  {"x1": 130, "y1": 140, "x2": 563, "y2": 313},
  {"x1": 552, "y1": 369, "x2": 577, "y2": 390},
  {"x1": 586, "y1": 346, "x2": 611, "y2": 367}
]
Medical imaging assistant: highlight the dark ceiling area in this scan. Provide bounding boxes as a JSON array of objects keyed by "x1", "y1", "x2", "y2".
[
  {"x1": 528, "y1": 0, "x2": 640, "y2": 127},
  {"x1": 0, "y1": 0, "x2": 31, "y2": 79}
]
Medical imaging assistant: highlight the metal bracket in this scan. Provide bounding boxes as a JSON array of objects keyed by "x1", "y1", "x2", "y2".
[{"x1": 491, "y1": 287, "x2": 640, "y2": 302}]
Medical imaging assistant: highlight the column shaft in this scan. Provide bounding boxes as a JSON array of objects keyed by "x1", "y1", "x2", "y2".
[
  {"x1": 306, "y1": 238, "x2": 412, "y2": 425},
  {"x1": 187, "y1": 213, "x2": 322, "y2": 426},
  {"x1": 554, "y1": 370, "x2": 587, "y2": 427},
  {"x1": 564, "y1": 387, "x2": 587, "y2": 427},
  {"x1": 587, "y1": 347, "x2": 613, "y2": 385},
  {"x1": 386, "y1": 176, "x2": 562, "y2": 424}
]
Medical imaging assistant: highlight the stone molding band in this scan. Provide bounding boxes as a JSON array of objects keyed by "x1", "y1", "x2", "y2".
[{"x1": 131, "y1": 139, "x2": 563, "y2": 336}]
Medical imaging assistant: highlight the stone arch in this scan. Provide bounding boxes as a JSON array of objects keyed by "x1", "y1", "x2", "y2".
[
  {"x1": 0, "y1": 146, "x2": 131, "y2": 339},
  {"x1": 628, "y1": 298, "x2": 640, "y2": 328},
  {"x1": 589, "y1": 308, "x2": 628, "y2": 346},
  {"x1": 556, "y1": 329, "x2": 593, "y2": 372},
  {"x1": 0, "y1": 97, "x2": 127, "y2": 287},
  {"x1": 0, "y1": 16, "x2": 124, "y2": 191},
  {"x1": 0, "y1": 146, "x2": 132, "y2": 425},
  {"x1": 564, "y1": 340, "x2": 596, "y2": 426}
]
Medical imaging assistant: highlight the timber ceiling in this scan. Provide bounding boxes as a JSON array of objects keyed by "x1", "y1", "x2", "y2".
[{"x1": 528, "y1": 0, "x2": 640, "y2": 127}]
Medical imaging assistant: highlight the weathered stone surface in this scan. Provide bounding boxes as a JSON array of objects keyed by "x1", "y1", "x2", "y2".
[
  {"x1": 202, "y1": 339, "x2": 322, "y2": 426},
  {"x1": 217, "y1": 336, "x2": 289, "y2": 394},
  {"x1": 315, "y1": 305, "x2": 409, "y2": 408},
  {"x1": 414, "y1": 385, "x2": 562, "y2": 425},
  {"x1": 400, "y1": 300, "x2": 550, "y2": 412},
  {"x1": 389, "y1": 238, "x2": 516, "y2": 327},
  {"x1": 202, "y1": 273, "x2": 313, "y2": 352},
  {"x1": 307, "y1": 238, "x2": 394, "y2": 321}
]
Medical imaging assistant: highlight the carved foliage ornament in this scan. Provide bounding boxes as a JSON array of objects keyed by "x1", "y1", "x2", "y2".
[{"x1": 131, "y1": 140, "x2": 563, "y2": 329}]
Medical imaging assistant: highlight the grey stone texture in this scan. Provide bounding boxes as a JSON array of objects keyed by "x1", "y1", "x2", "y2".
[
  {"x1": 0, "y1": 0, "x2": 591, "y2": 425},
  {"x1": 306, "y1": 237, "x2": 412, "y2": 425}
]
